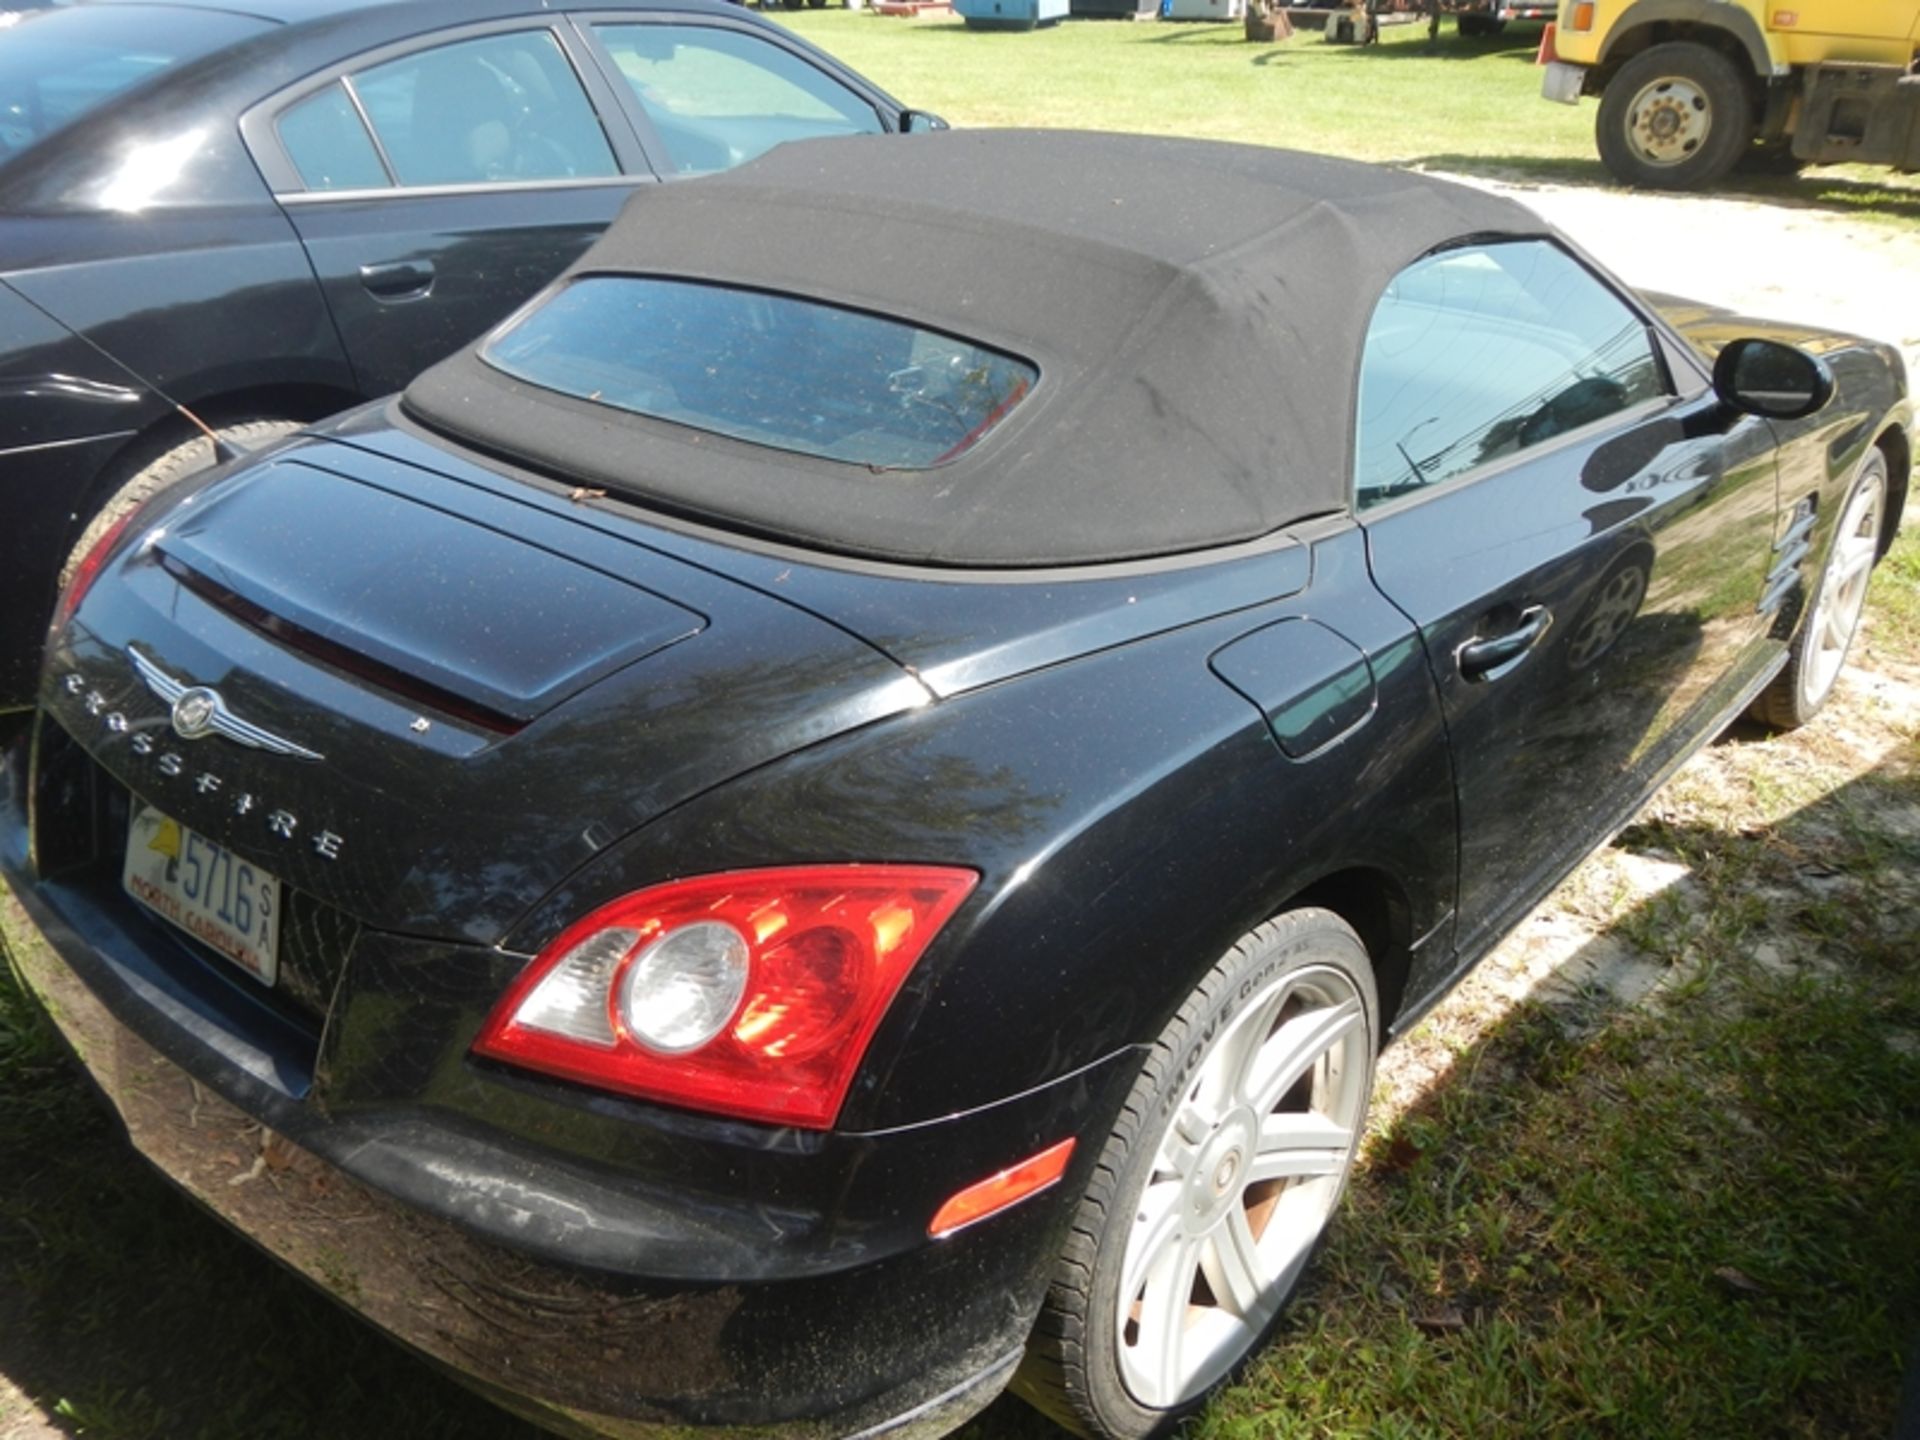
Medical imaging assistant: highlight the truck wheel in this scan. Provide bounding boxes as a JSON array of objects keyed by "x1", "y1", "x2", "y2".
[
  {"x1": 1457, "y1": 13, "x2": 1504, "y2": 36},
  {"x1": 1596, "y1": 42, "x2": 1754, "y2": 190}
]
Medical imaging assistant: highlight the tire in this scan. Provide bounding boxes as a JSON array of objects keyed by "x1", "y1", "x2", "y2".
[
  {"x1": 1015, "y1": 909, "x2": 1377, "y2": 1439},
  {"x1": 1595, "y1": 42, "x2": 1755, "y2": 190},
  {"x1": 1456, "y1": 13, "x2": 1505, "y2": 37},
  {"x1": 59, "y1": 419, "x2": 304, "y2": 591},
  {"x1": 1750, "y1": 447, "x2": 1889, "y2": 730}
]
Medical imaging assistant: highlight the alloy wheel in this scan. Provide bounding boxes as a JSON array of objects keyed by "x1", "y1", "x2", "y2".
[
  {"x1": 1799, "y1": 469, "x2": 1886, "y2": 710},
  {"x1": 1114, "y1": 964, "x2": 1369, "y2": 1408}
]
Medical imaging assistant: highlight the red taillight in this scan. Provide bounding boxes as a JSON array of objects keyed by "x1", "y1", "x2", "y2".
[
  {"x1": 51, "y1": 507, "x2": 140, "y2": 633},
  {"x1": 472, "y1": 865, "x2": 979, "y2": 1129}
]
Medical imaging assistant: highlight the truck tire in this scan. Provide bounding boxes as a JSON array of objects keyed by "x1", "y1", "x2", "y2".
[
  {"x1": 1457, "y1": 13, "x2": 1505, "y2": 36},
  {"x1": 1596, "y1": 41, "x2": 1754, "y2": 190}
]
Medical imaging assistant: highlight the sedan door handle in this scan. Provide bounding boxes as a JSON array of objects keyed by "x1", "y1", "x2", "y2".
[
  {"x1": 1457, "y1": 604, "x2": 1552, "y2": 682},
  {"x1": 358, "y1": 259, "x2": 435, "y2": 300}
]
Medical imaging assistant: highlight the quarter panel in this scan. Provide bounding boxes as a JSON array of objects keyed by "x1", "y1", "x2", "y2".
[
  {"x1": 511, "y1": 527, "x2": 1457, "y2": 1130},
  {"x1": 3, "y1": 212, "x2": 355, "y2": 406},
  {"x1": 0, "y1": 282, "x2": 173, "y2": 709}
]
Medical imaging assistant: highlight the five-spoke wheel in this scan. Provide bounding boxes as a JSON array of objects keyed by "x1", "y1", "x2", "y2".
[
  {"x1": 1753, "y1": 448, "x2": 1890, "y2": 729},
  {"x1": 1017, "y1": 909, "x2": 1377, "y2": 1438}
]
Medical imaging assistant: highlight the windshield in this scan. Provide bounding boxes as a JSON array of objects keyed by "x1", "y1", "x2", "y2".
[
  {"x1": 0, "y1": 6, "x2": 266, "y2": 163},
  {"x1": 482, "y1": 276, "x2": 1038, "y2": 469}
]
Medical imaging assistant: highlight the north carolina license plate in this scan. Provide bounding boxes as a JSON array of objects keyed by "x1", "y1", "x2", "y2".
[{"x1": 123, "y1": 803, "x2": 280, "y2": 986}]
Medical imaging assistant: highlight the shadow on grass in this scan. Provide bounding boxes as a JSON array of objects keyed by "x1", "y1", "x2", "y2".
[
  {"x1": 1194, "y1": 742, "x2": 1917, "y2": 1438},
  {"x1": 970, "y1": 735, "x2": 1919, "y2": 1437},
  {"x1": 2, "y1": 735, "x2": 1914, "y2": 1439},
  {"x1": 0, "y1": 966, "x2": 546, "y2": 1440},
  {"x1": 1409, "y1": 151, "x2": 1920, "y2": 222},
  {"x1": 1315, "y1": 29, "x2": 1543, "y2": 60}
]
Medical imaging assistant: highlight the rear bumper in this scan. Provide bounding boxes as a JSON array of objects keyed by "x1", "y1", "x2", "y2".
[{"x1": 0, "y1": 729, "x2": 1121, "y2": 1438}]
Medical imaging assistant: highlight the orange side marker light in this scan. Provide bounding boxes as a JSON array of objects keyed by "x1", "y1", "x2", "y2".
[{"x1": 929, "y1": 1139, "x2": 1077, "y2": 1240}]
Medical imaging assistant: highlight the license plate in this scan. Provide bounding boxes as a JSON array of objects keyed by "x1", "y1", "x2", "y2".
[{"x1": 123, "y1": 803, "x2": 280, "y2": 986}]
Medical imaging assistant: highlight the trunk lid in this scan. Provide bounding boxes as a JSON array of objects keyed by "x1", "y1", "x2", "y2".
[{"x1": 48, "y1": 441, "x2": 926, "y2": 945}]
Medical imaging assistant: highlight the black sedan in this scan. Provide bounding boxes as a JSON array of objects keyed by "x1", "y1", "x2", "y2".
[
  {"x1": 2, "y1": 132, "x2": 1911, "y2": 1440},
  {"x1": 0, "y1": 0, "x2": 932, "y2": 713}
]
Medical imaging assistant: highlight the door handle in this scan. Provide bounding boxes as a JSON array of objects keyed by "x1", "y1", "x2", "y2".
[
  {"x1": 1457, "y1": 604, "x2": 1552, "y2": 682},
  {"x1": 358, "y1": 259, "x2": 435, "y2": 300}
]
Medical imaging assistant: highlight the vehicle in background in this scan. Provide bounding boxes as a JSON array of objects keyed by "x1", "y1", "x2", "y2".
[
  {"x1": 1542, "y1": 0, "x2": 1920, "y2": 188},
  {"x1": 1453, "y1": 0, "x2": 1554, "y2": 39},
  {"x1": 0, "y1": 0, "x2": 934, "y2": 713}
]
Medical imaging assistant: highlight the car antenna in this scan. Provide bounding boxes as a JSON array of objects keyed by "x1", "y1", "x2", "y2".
[
  {"x1": 0, "y1": 278, "x2": 247, "y2": 464},
  {"x1": 173, "y1": 402, "x2": 237, "y2": 464}
]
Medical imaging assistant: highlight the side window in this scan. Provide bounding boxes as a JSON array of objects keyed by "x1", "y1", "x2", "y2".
[
  {"x1": 1354, "y1": 241, "x2": 1667, "y2": 510},
  {"x1": 349, "y1": 30, "x2": 618, "y2": 187},
  {"x1": 593, "y1": 23, "x2": 881, "y2": 176},
  {"x1": 277, "y1": 82, "x2": 388, "y2": 192}
]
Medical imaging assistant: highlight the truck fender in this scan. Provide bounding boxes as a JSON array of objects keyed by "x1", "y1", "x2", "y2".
[{"x1": 1598, "y1": 0, "x2": 1775, "y2": 76}]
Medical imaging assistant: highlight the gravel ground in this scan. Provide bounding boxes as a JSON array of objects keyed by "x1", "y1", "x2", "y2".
[{"x1": 1445, "y1": 174, "x2": 1920, "y2": 381}]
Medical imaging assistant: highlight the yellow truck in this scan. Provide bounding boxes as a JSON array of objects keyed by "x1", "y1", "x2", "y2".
[{"x1": 1541, "y1": 1, "x2": 1920, "y2": 188}]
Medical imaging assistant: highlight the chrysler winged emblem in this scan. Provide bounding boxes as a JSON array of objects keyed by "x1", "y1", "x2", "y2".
[{"x1": 128, "y1": 648, "x2": 324, "y2": 762}]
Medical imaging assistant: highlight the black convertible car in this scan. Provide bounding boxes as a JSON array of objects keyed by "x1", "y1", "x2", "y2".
[
  {"x1": 0, "y1": 0, "x2": 930, "y2": 711},
  {"x1": 1, "y1": 133, "x2": 1910, "y2": 1439}
]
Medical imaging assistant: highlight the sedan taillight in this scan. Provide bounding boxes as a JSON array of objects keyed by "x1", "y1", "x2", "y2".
[
  {"x1": 472, "y1": 865, "x2": 978, "y2": 1129},
  {"x1": 51, "y1": 508, "x2": 139, "y2": 634}
]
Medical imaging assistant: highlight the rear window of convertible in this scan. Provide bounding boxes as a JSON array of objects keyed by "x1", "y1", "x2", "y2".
[{"x1": 481, "y1": 276, "x2": 1038, "y2": 469}]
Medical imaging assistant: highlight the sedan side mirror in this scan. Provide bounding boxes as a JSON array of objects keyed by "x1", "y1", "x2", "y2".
[
  {"x1": 899, "y1": 110, "x2": 950, "y2": 134},
  {"x1": 1711, "y1": 337, "x2": 1835, "y2": 420}
]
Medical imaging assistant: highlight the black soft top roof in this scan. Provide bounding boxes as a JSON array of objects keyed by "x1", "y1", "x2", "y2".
[{"x1": 404, "y1": 131, "x2": 1548, "y2": 568}]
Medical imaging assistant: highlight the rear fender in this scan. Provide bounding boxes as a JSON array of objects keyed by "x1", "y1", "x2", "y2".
[{"x1": 507, "y1": 526, "x2": 1459, "y2": 1131}]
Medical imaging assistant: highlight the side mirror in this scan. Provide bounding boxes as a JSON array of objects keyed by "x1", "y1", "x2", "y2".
[
  {"x1": 1711, "y1": 337, "x2": 1834, "y2": 420},
  {"x1": 899, "y1": 110, "x2": 950, "y2": 134}
]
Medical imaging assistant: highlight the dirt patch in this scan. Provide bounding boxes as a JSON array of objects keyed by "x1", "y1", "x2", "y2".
[
  {"x1": 0, "y1": 1376, "x2": 56, "y2": 1440},
  {"x1": 1440, "y1": 174, "x2": 1920, "y2": 379}
]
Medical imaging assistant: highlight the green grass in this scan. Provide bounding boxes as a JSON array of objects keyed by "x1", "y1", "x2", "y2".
[
  {"x1": 1876, "y1": 518, "x2": 1920, "y2": 650},
  {"x1": 4, "y1": 530, "x2": 1915, "y2": 1439},
  {"x1": 771, "y1": 9, "x2": 1920, "y2": 224}
]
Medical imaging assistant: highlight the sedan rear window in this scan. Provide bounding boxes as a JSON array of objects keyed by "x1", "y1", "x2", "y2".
[
  {"x1": 482, "y1": 277, "x2": 1037, "y2": 468},
  {"x1": 0, "y1": 7, "x2": 266, "y2": 162}
]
